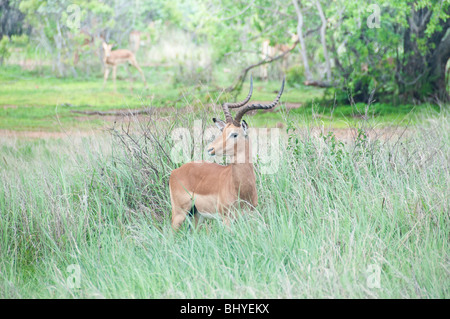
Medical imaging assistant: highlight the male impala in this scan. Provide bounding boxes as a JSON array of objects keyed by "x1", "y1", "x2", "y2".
[
  {"x1": 169, "y1": 77, "x2": 285, "y2": 230},
  {"x1": 102, "y1": 41, "x2": 147, "y2": 91}
]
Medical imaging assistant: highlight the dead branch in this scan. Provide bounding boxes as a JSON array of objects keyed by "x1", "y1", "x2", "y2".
[
  {"x1": 303, "y1": 80, "x2": 333, "y2": 88},
  {"x1": 71, "y1": 109, "x2": 152, "y2": 116},
  {"x1": 226, "y1": 39, "x2": 299, "y2": 94}
]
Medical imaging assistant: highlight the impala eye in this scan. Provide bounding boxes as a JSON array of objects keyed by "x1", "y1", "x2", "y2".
[{"x1": 230, "y1": 133, "x2": 238, "y2": 138}]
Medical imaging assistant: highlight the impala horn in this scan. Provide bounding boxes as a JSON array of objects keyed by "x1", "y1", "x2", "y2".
[
  {"x1": 222, "y1": 76, "x2": 253, "y2": 123},
  {"x1": 233, "y1": 77, "x2": 285, "y2": 126}
]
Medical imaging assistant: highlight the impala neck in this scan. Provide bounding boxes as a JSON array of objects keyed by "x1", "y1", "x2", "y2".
[
  {"x1": 230, "y1": 138, "x2": 254, "y2": 178},
  {"x1": 229, "y1": 136, "x2": 252, "y2": 164},
  {"x1": 229, "y1": 138, "x2": 256, "y2": 200}
]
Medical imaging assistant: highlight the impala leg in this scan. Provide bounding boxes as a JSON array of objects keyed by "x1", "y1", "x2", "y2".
[
  {"x1": 194, "y1": 212, "x2": 203, "y2": 229},
  {"x1": 103, "y1": 67, "x2": 110, "y2": 89},
  {"x1": 171, "y1": 206, "x2": 188, "y2": 231},
  {"x1": 169, "y1": 180, "x2": 195, "y2": 231},
  {"x1": 130, "y1": 57, "x2": 147, "y2": 88},
  {"x1": 125, "y1": 64, "x2": 133, "y2": 92},
  {"x1": 218, "y1": 205, "x2": 233, "y2": 230},
  {"x1": 112, "y1": 65, "x2": 117, "y2": 92}
]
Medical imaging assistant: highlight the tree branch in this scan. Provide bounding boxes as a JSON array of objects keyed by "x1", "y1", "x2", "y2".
[
  {"x1": 220, "y1": 0, "x2": 255, "y2": 21},
  {"x1": 226, "y1": 40, "x2": 299, "y2": 94},
  {"x1": 71, "y1": 109, "x2": 153, "y2": 116}
]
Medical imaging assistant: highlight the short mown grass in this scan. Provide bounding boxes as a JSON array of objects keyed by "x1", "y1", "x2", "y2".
[{"x1": 0, "y1": 107, "x2": 448, "y2": 298}]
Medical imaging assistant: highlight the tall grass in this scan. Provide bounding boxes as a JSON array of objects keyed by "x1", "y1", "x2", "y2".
[{"x1": 0, "y1": 108, "x2": 448, "y2": 298}]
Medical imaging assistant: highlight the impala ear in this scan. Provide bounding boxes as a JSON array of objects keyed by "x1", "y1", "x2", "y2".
[
  {"x1": 241, "y1": 120, "x2": 248, "y2": 135},
  {"x1": 213, "y1": 118, "x2": 227, "y2": 131}
]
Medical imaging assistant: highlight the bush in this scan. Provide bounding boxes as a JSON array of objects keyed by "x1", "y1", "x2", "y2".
[
  {"x1": 172, "y1": 51, "x2": 212, "y2": 86},
  {"x1": 286, "y1": 64, "x2": 305, "y2": 86},
  {"x1": 10, "y1": 34, "x2": 29, "y2": 47}
]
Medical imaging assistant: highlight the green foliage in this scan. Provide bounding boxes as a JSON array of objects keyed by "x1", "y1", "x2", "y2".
[
  {"x1": 2, "y1": 0, "x2": 449, "y2": 100},
  {"x1": 10, "y1": 34, "x2": 29, "y2": 46},
  {"x1": 286, "y1": 117, "x2": 303, "y2": 159},
  {"x1": 321, "y1": 131, "x2": 346, "y2": 162},
  {"x1": 286, "y1": 65, "x2": 305, "y2": 87}
]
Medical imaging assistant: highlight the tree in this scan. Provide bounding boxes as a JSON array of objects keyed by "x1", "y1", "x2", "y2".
[
  {"x1": 16, "y1": 0, "x2": 173, "y2": 77},
  {"x1": 0, "y1": 0, "x2": 29, "y2": 39},
  {"x1": 10, "y1": 0, "x2": 450, "y2": 102},
  {"x1": 397, "y1": 1, "x2": 450, "y2": 102},
  {"x1": 300, "y1": 0, "x2": 449, "y2": 103},
  {"x1": 292, "y1": 0, "x2": 312, "y2": 81}
]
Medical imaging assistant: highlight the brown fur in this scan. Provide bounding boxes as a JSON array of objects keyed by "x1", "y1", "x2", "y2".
[
  {"x1": 169, "y1": 122, "x2": 257, "y2": 230},
  {"x1": 102, "y1": 42, "x2": 147, "y2": 91},
  {"x1": 169, "y1": 78, "x2": 284, "y2": 231}
]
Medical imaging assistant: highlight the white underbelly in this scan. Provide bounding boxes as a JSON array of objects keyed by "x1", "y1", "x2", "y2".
[{"x1": 192, "y1": 194, "x2": 219, "y2": 214}]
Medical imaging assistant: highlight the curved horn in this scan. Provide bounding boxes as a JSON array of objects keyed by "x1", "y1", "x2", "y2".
[
  {"x1": 233, "y1": 77, "x2": 285, "y2": 126},
  {"x1": 222, "y1": 76, "x2": 253, "y2": 123}
]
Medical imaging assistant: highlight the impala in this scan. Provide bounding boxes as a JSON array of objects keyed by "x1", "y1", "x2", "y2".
[
  {"x1": 102, "y1": 41, "x2": 147, "y2": 91},
  {"x1": 169, "y1": 77, "x2": 285, "y2": 230}
]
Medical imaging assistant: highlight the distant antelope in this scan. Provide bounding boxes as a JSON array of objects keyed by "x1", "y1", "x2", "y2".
[
  {"x1": 169, "y1": 77, "x2": 285, "y2": 230},
  {"x1": 260, "y1": 35, "x2": 297, "y2": 80},
  {"x1": 102, "y1": 41, "x2": 147, "y2": 91}
]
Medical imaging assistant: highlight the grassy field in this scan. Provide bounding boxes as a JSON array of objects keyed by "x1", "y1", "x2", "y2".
[
  {"x1": 0, "y1": 65, "x2": 441, "y2": 132},
  {"x1": 0, "y1": 106, "x2": 448, "y2": 298},
  {"x1": 0, "y1": 64, "x2": 449, "y2": 298}
]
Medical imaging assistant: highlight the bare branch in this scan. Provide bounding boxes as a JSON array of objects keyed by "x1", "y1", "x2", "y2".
[
  {"x1": 226, "y1": 40, "x2": 299, "y2": 93},
  {"x1": 219, "y1": 0, "x2": 255, "y2": 21},
  {"x1": 71, "y1": 109, "x2": 152, "y2": 116},
  {"x1": 303, "y1": 80, "x2": 332, "y2": 88}
]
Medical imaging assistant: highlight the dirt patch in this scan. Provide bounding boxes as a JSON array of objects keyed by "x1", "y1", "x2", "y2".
[
  {"x1": 0, "y1": 102, "x2": 411, "y2": 142},
  {"x1": 304, "y1": 126, "x2": 413, "y2": 144},
  {"x1": 2, "y1": 105, "x2": 18, "y2": 109},
  {"x1": 0, "y1": 125, "x2": 412, "y2": 143}
]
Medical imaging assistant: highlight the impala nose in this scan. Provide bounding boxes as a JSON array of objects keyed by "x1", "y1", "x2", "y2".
[{"x1": 207, "y1": 147, "x2": 215, "y2": 155}]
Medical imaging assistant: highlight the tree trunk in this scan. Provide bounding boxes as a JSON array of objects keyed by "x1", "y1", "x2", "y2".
[
  {"x1": 315, "y1": 0, "x2": 332, "y2": 82},
  {"x1": 292, "y1": 0, "x2": 312, "y2": 81},
  {"x1": 428, "y1": 25, "x2": 450, "y2": 102},
  {"x1": 398, "y1": 6, "x2": 450, "y2": 102}
]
